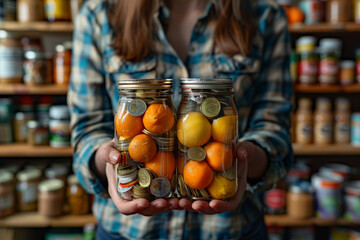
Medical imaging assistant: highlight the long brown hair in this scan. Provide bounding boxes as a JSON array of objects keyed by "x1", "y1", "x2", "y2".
[{"x1": 110, "y1": 0, "x2": 254, "y2": 62}]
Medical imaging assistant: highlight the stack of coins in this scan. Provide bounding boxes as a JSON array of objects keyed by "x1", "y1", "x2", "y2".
[
  {"x1": 133, "y1": 184, "x2": 153, "y2": 200},
  {"x1": 116, "y1": 164, "x2": 138, "y2": 200},
  {"x1": 117, "y1": 138, "x2": 132, "y2": 152},
  {"x1": 153, "y1": 136, "x2": 175, "y2": 152}
]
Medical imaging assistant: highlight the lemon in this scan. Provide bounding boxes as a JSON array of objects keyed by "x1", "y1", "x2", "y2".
[
  {"x1": 207, "y1": 173, "x2": 237, "y2": 199},
  {"x1": 212, "y1": 115, "x2": 237, "y2": 143},
  {"x1": 177, "y1": 112, "x2": 211, "y2": 147}
]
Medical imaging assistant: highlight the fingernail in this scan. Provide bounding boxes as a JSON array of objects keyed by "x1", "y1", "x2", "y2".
[
  {"x1": 137, "y1": 203, "x2": 147, "y2": 208},
  {"x1": 110, "y1": 151, "x2": 120, "y2": 164}
]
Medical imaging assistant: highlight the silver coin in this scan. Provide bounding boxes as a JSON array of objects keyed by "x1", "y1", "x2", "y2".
[
  {"x1": 187, "y1": 147, "x2": 206, "y2": 162},
  {"x1": 150, "y1": 178, "x2": 171, "y2": 198},
  {"x1": 127, "y1": 99, "x2": 147, "y2": 117}
]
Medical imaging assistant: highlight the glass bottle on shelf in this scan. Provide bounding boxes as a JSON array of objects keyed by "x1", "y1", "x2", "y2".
[
  {"x1": 264, "y1": 179, "x2": 286, "y2": 215},
  {"x1": 314, "y1": 98, "x2": 333, "y2": 145},
  {"x1": 295, "y1": 98, "x2": 313, "y2": 145},
  {"x1": 334, "y1": 98, "x2": 351, "y2": 144}
]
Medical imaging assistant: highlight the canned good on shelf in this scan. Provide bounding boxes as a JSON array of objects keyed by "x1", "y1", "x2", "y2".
[
  {"x1": 114, "y1": 79, "x2": 176, "y2": 201},
  {"x1": 177, "y1": 78, "x2": 238, "y2": 201}
]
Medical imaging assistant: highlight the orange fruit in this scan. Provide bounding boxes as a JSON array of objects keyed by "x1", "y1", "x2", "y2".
[
  {"x1": 204, "y1": 141, "x2": 233, "y2": 171},
  {"x1": 143, "y1": 104, "x2": 175, "y2": 134},
  {"x1": 207, "y1": 173, "x2": 237, "y2": 199},
  {"x1": 183, "y1": 160, "x2": 213, "y2": 189},
  {"x1": 115, "y1": 110, "x2": 143, "y2": 139},
  {"x1": 145, "y1": 152, "x2": 175, "y2": 180},
  {"x1": 128, "y1": 134, "x2": 157, "y2": 163},
  {"x1": 177, "y1": 112, "x2": 211, "y2": 147},
  {"x1": 286, "y1": 6, "x2": 304, "y2": 25},
  {"x1": 212, "y1": 115, "x2": 237, "y2": 143}
]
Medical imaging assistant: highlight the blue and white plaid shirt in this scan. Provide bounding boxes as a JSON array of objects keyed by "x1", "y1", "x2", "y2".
[{"x1": 68, "y1": 0, "x2": 293, "y2": 239}]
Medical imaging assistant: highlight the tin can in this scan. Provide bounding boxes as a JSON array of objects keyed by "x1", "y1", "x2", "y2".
[
  {"x1": 298, "y1": 51, "x2": 318, "y2": 84},
  {"x1": 352, "y1": 113, "x2": 360, "y2": 147},
  {"x1": 115, "y1": 79, "x2": 176, "y2": 201},
  {"x1": 344, "y1": 181, "x2": 360, "y2": 221},
  {"x1": 177, "y1": 78, "x2": 238, "y2": 200},
  {"x1": 299, "y1": 0, "x2": 324, "y2": 24}
]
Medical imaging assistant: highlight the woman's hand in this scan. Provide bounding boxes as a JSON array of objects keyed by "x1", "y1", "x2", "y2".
[
  {"x1": 94, "y1": 140, "x2": 181, "y2": 216},
  {"x1": 179, "y1": 141, "x2": 263, "y2": 214}
]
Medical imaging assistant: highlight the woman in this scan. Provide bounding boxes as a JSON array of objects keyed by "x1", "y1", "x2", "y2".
[{"x1": 68, "y1": 0, "x2": 293, "y2": 239}]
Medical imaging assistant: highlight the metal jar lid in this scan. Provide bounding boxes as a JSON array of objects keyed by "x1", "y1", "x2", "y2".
[
  {"x1": 118, "y1": 79, "x2": 173, "y2": 90},
  {"x1": 38, "y1": 179, "x2": 64, "y2": 193},
  {"x1": 180, "y1": 78, "x2": 233, "y2": 90}
]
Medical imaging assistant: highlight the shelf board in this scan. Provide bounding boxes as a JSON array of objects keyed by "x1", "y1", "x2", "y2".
[
  {"x1": 265, "y1": 215, "x2": 360, "y2": 227},
  {"x1": 294, "y1": 84, "x2": 360, "y2": 93},
  {"x1": 0, "y1": 144, "x2": 72, "y2": 157},
  {"x1": 293, "y1": 144, "x2": 360, "y2": 156},
  {"x1": 289, "y1": 22, "x2": 360, "y2": 33},
  {"x1": 0, "y1": 21, "x2": 73, "y2": 33},
  {"x1": 0, "y1": 212, "x2": 96, "y2": 228},
  {"x1": 0, "y1": 84, "x2": 68, "y2": 95}
]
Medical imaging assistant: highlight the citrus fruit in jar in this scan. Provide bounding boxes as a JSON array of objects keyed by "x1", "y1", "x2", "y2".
[
  {"x1": 207, "y1": 173, "x2": 236, "y2": 199},
  {"x1": 145, "y1": 151, "x2": 175, "y2": 181},
  {"x1": 204, "y1": 141, "x2": 233, "y2": 171},
  {"x1": 128, "y1": 134, "x2": 157, "y2": 163},
  {"x1": 183, "y1": 160, "x2": 213, "y2": 189},
  {"x1": 177, "y1": 112, "x2": 211, "y2": 147},
  {"x1": 115, "y1": 110, "x2": 143, "y2": 140},
  {"x1": 212, "y1": 115, "x2": 237, "y2": 143},
  {"x1": 143, "y1": 104, "x2": 175, "y2": 134}
]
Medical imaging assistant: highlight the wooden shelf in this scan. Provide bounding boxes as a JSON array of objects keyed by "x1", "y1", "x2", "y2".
[
  {"x1": 0, "y1": 212, "x2": 96, "y2": 228},
  {"x1": 289, "y1": 22, "x2": 360, "y2": 33},
  {"x1": 0, "y1": 84, "x2": 68, "y2": 95},
  {"x1": 0, "y1": 144, "x2": 72, "y2": 157},
  {"x1": 265, "y1": 215, "x2": 360, "y2": 227},
  {"x1": 293, "y1": 144, "x2": 360, "y2": 156},
  {"x1": 294, "y1": 84, "x2": 360, "y2": 93},
  {"x1": 0, "y1": 21, "x2": 73, "y2": 33}
]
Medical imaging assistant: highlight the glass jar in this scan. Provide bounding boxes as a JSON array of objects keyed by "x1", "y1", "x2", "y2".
[
  {"x1": 326, "y1": 0, "x2": 350, "y2": 23},
  {"x1": 314, "y1": 98, "x2": 333, "y2": 145},
  {"x1": 295, "y1": 98, "x2": 313, "y2": 145},
  {"x1": 14, "y1": 112, "x2": 35, "y2": 143},
  {"x1": 340, "y1": 60, "x2": 355, "y2": 85},
  {"x1": 334, "y1": 98, "x2": 351, "y2": 144},
  {"x1": 27, "y1": 120, "x2": 49, "y2": 145},
  {"x1": 17, "y1": 0, "x2": 44, "y2": 22},
  {"x1": 23, "y1": 50, "x2": 48, "y2": 85},
  {"x1": 44, "y1": 0, "x2": 70, "y2": 22},
  {"x1": 0, "y1": 171, "x2": 15, "y2": 218},
  {"x1": 295, "y1": 36, "x2": 319, "y2": 85},
  {"x1": 49, "y1": 105, "x2": 71, "y2": 147},
  {"x1": 115, "y1": 79, "x2": 176, "y2": 201},
  {"x1": 177, "y1": 78, "x2": 238, "y2": 201},
  {"x1": 67, "y1": 175, "x2": 89, "y2": 215},
  {"x1": 38, "y1": 179, "x2": 64, "y2": 217},
  {"x1": 318, "y1": 39, "x2": 341, "y2": 85},
  {"x1": 16, "y1": 168, "x2": 41, "y2": 212},
  {"x1": 0, "y1": 98, "x2": 13, "y2": 143},
  {"x1": 53, "y1": 44, "x2": 71, "y2": 85},
  {"x1": 264, "y1": 180, "x2": 286, "y2": 215},
  {"x1": 299, "y1": 0, "x2": 325, "y2": 24},
  {"x1": 287, "y1": 182, "x2": 314, "y2": 219}
]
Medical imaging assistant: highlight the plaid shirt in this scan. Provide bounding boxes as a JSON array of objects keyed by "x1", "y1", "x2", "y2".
[{"x1": 68, "y1": 0, "x2": 293, "y2": 239}]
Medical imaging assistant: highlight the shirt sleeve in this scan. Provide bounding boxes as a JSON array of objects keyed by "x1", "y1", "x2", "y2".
[
  {"x1": 239, "y1": 6, "x2": 293, "y2": 192},
  {"x1": 67, "y1": 4, "x2": 113, "y2": 197}
]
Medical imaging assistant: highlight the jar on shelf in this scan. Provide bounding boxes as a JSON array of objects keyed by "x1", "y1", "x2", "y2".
[
  {"x1": 0, "y1": 171, "x2": 15, "y2": 218},
  {"x1": 351, "y1": 113, "x2": 360, "y2": 147},
  {"x1": 38, "y1": 179, "x2": 64, "y2": 217},
  {"x1": 334, "y1": 98, "x2": 351, "y2": 145},
  {"x1": 14, "y1": 112, "x2": 35, "y2": 143},
  {"x1": 18, "y1": 96, "x2": 34, "y2": 113},
  {"x1": 296, "y1": 36, "x2": 318, "y2": 85},
  {"x1": 295, "y1": 98, "x2": 313, "y2": 145},
  {"x1": 53, "y1": 44, "x2": 71, "y2": 85},
  {"x1": 314, "y1": 98, "x2": 333, "y2": 145},
  {"x1": 17, "y1": 0, "x2": 44, "y2": 22},
  {"x1": 16, "y1": 168, "x2": 41, "y2": 212},
  {"x1": 27, "y1": 120, "x2": 49, "y2": 146},
  {"x1": 0, "y1": 98, "x2": 13, "y2": 144},
  {"x1": 318, "y1": 39, "x2": 341, "y2": 85},
  {"x1": 44, "y1": 0, "x2": 71, "y2": 22},
  {"x1": 67, "y1": 175, "x2": 89, "y2": 215},
  {"x1": 177, "y1": 78, "x2": 238, "y2": 201},
  {"x1": 287, "y1": 181, "x2": 314, "y2": 219},
  {"x1": 0, "y1": 0, "x2": 16, "y2": 21},
  {"x1": 340, "y1": 60, "x2": 355, "y2": 85},
  {"x1": 0, "y1": 31, "x2": 23, "y2": 84},
  {"x1": 299, "y1": 0, "x2": 325, "y2": 24},
  {"x1": 115, "y1": 79, "x2": 176, "y2": 201},
  {"x1": 23, "y1": 50, "x2": 48, "y2": 85},
  {"x1": 326, "y1": 0, "x2": 350, "y2": 23},
  {"x1": 344, "y1": 181, "x2": 360, "y2": 221},
  {"x1": 264, "y1": 180, "x2": 286, "y2": 215},
  {"x1": 45, "y1": 166, "x2": 68, "y2": 183},
  {"x1": 37, "y1": 96, "x2": 53, "y2": 126},
  {"x1": 49, "y1": 105, "x2": 71, "y2": 147}
]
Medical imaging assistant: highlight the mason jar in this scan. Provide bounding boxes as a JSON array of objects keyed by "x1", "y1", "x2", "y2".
[
  {"x1": 177, "y1": 78, "x2": 238, "y2": 200},
  {"x1": 115, "y1": 79, "x2": 176, "y2": 201}
]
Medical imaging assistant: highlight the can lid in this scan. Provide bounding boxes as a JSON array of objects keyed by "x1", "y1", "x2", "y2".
[
  {"x1": 17, "y1": 168, "x2": 41, "y2": 182},
  {"x1": 296, "y1": 36, "x2": 316, "y2": 52},
  {"x1": 341, "y1": 60, "x2": 355, "y2": 69},
  {"x1": 319, "y1": 38, "x2": 342, "y2": 51},
  {"x1": 118, "y1": 79, "x2": 173, "y2": 90},
  {"x1": 67, "y1": 174, "x2": 79, "y2": 185},
  {"x1": 27, "y1": 120, "x2": 40, "y2": 129},
  {"x1": 55, "y1": 44, "x2": 65, "y2": 52},
  {"x1": 24, "y1": 51, "x2": 46, "y2": 60},
  {"x1": 45, "y1": 166, "x2": 68, "y2": 178},
  {"x1": 49, "y1": 105, "x2": 70, "y2": 119},
  {"x1": 180, "y1": 78, "x2": 233, "y2": 90},
  {"x1": 0, "y1": 171, "x2": 13, "y2": 183},
  {"x1": 38, "y1": 179, "x2": 64, "y2": 192}
]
